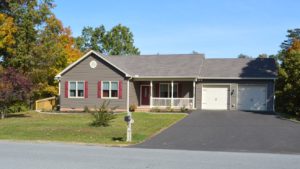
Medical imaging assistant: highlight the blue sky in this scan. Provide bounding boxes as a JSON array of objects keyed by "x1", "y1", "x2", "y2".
[{"x1": 53, "y1": 0, "x2": 300, "y2": 58}]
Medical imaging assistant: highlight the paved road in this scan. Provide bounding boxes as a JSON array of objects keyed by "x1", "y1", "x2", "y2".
[
  {"x1": 135, "y1": 110, "x2": 300, "y2": 153},
  {"x1": 0, "y1": 141, "x2": 300, "y2": 169}
]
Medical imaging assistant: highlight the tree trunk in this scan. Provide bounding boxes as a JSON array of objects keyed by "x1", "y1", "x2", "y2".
[{"x1": 0, "y1": 112, "x2": 4, "y2": 119}]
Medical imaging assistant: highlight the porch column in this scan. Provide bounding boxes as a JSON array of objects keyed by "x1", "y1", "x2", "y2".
[
  {"x1": 171, "y1": 81, "x2": 174, "y2": 108},
  {"x1": 193, "y1": 80, "x2": 196, "y2": 109},
  {"x1": 150, "y1": 81, "x2": 153, "y2": 108},
  {"x1": 127, "y1": 80, "x2": 130, "y2": 113}
]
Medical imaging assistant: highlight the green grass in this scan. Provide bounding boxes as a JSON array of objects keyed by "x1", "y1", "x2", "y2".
[{"x1": 0, "y1": 112, "x2": 186, "y2": 145}]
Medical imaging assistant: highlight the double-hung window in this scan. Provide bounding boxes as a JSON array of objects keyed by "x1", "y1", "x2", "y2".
[
  {"x1": 159, "y1": 83, "x2": 178, "y2": 98},
  {"x1": 102, "y1": 81, "x2": 118, "y2": 98},
  {"x1": 69, "y1": 81, "x2": 85, "y2": 98}
]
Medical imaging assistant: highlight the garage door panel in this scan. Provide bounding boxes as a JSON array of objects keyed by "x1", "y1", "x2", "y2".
[
  {"x1": 238, "y1": 85, "x2": 267, "y2": 111},
  {"x1": 202, "y1": 86, "x2": 229, "y2": 110}
]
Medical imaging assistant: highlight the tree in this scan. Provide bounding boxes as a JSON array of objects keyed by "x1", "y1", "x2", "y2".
[
  {"x1": 76, "y1": 24, "x2": 140, "y2": 55},
  {"x1": 103, "y1": 24, "x2": 140, "y2": 55},
  {"x1": 1, "y1": 0, "x2": 55, "y2": 72},
  {"x1": 31, "y1": 14, "x2": 81, "y2": 98},
  {"x1": 1, "y1": 0, "x2": 81, "y2": 99},
  {"x1": 280, "y1": 29, "x2": 300, "y2": 51},
  {"x1": 75, "y1": 26, "x2": 106, "y2": 53},
  {"x1": 237, "y1": 54, "x2": 252, "y2": 59},
  {"x1": 258, "y1": 53, "x2": 268, "y2": 58},
  {"x1": 276, "y1": 39, "x2": 300, "y2": 118},
  {"x1": 0, "y1": 13, "x2": 17, "y2": 57},
  {"x1": 0, "y1": 67, "x2": 32, "y2": 119}
]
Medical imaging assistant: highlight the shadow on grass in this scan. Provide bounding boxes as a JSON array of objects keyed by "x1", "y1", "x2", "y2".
[
  {"x1": 112, "y1": 137, "x2": 125, "y2": 142},
  {"x1": 6, "y1": 113, "x2": 30, "y2": 118}
]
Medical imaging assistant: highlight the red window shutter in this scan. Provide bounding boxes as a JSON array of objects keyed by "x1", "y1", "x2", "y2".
[
  {"x1": 98, "y1": 81, "x2": 101, "y2": 98},
  {"x1": 85, "y1": 81, "x2": 88, "y2": 98},
  {"x1": 65, "y1": 81, "x2": 68, "y2": 98},
  {"x1": 156, "y1": 83, "x2": 160, "y2": 97},
  {"x1": 178, "y1": 83, "x2": 182, "y2": 97},
  {"x1": 118, "y1": 80, "x2": 122, "y2": 99}
]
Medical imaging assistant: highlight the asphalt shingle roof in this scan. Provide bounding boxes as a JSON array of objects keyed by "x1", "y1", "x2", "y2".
[
  {"x1": 200, "y1": 58, "x2": 277, "y2": 78},
  {"x1": 105, "y1": 54, "x2": 205, "y2": 77},
  {"x1": 98, "y1": 51, "x2": 277, "y2": 78}
]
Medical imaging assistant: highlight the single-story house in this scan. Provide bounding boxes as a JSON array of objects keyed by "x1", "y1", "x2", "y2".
[{"x1": 55, "y1": 50, "x2": 277, "y2": 112}]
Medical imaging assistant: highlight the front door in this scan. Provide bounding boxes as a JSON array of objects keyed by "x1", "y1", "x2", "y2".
[{"x1": 141, "y1": 86, "x2": 150, "y2": 105}]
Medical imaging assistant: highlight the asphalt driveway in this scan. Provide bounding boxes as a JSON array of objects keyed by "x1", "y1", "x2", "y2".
[{"x1": 134, "y1": 110, "x2": 300, "y2": 154}]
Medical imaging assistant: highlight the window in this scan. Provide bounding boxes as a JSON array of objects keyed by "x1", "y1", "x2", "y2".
[
  {"x1": 102, "y1": 81, "x2": 119, "y2": 98},
  {"x1": 103, "y1": 82, "x2": 110, "y2": 97},
  {"x1": 77, "y1": 82, "x2": 84, "y2": 97},
  {"x1": 160, "y1": 84, "x2": 169, "y2": 97},
  {"x1": 111, "y1": 82, "x2": 118, "y2": 97},
  {"x1": 159, "y1": 83, "x2": 178, "y2": 98},
  {"x1": 69, "y1": 81, "x2": 85, "y2": 98}
]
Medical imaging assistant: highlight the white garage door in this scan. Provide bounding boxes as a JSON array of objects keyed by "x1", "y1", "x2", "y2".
[
  {"x1": 238, "y1": 85, "x2": 267, "y2": 111},
  {"x1": 202, "y1": 86, "x2": 229, "y2": 110}
]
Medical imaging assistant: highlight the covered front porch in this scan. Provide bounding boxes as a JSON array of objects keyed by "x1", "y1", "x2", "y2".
[{"x1": 133, "y1": 80, "x2": 196, "y2": 109}]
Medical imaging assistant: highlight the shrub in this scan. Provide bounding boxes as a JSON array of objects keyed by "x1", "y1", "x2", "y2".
[
  {"x1": 8, "y1": 102, "x2": 29, "y2": 113},
  {"x1": 150, "y1": 107, "x2": 161, "y2": 112},
  {"x1": 180, "y1": 105, "x2": 189, "y2": 113},
  {"x1": 90, "y1": 101, "x2": 117, "y2": 127},
  {"x1": 129, "y1": 104, "x2": 137, "y2": 112},
  {"x1": 83, "y1": 106, "x2": 90, "y2": 113},
  {"x1": 166, "y1": 106, "x2": 174, "y2": 112}
]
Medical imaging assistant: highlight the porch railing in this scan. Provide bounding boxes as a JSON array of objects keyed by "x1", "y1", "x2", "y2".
[{"x1": 152, "y1": 97, "x2": 194, "y2": 109}]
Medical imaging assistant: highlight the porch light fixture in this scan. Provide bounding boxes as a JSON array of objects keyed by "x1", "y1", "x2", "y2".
[{"x1": 231, "y1": 89, "x2": 234, "y2": 95}]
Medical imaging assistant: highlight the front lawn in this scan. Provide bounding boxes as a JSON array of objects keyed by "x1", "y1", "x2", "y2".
[{"x1": 0, "y1": 111, "x2": 186, "y2": 145}]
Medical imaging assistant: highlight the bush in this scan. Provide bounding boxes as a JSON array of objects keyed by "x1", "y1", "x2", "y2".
[
  {"x1": 129, "y1": 104, "x2": 137, "y2": 112},
  {"x1": 166, "y1": 106, "x2": 174, "y2": 112},
  {"x1": 180, "y1": 105, "x2": 189, "y2": 113},
  {"x1": 150, "y1": 107, "x2": 161, "y2": 112},
  {"x1": 83, "y1": 106, "x2": 90, "y2": 113},
  {"x1": 90, "y1": 101, "x2": 117, "y2": 127},
  {"x1": 8, "y1": 102, "x2": 29, "y2": 113}
]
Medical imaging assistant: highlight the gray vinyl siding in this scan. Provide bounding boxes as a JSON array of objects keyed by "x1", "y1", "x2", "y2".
[
  {"x1": 129, "y1": 81, "x2": 139, "y2": 106},
  {"x1": 60, "y1": 53, "x2": 127, "y2": 110},
  {"x1": 195, "y1": 79, "x2": 275, "y2": 111}
]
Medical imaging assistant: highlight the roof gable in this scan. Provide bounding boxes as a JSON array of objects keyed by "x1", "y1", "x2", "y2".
[{"x1": 55, "y1": 50, "x2": 131, "y2": 78}]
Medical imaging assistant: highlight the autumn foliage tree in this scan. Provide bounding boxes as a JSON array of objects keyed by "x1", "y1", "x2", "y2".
[
  {"x1": 0, "y1": 67, "x2": 32, "y2": 119},
  {"x1": 0, "y1": 13, "x2": 17, "y2": 57},
  {"x1": 0, "y1": 0, "x2": 82, "y2": 99},
  {"x1": 276, "y1": 34, "x2": 300, "y2": 118},
  {"x1": 0, "y1": 0, "x2": 139, "y2": 113}
]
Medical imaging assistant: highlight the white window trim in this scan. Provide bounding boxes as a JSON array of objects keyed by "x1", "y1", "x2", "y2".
[
  {"x1": 101, "y1": 81, "x2": 119, "y2": 99},
  {"x1": 159, "y1": 83, "x2": 178, "y2": 98},
  {"x1": 68, "y1": 81, "x2": 85, "y2": 99}
]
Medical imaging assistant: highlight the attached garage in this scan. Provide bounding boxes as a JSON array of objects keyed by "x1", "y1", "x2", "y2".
[
  {"x1": 202, "y1": 85, "x2": 229, "y2": 110},
  {"x1": 238, "y1": 85, "x2": 267, "y2": 111}
]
